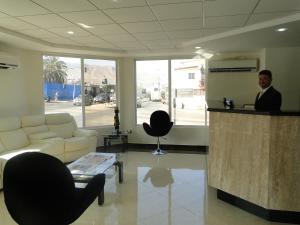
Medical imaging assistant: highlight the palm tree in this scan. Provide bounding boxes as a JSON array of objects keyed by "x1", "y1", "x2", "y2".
[{"x1": 43, "y1": 56, "x2": 68, "y2": 83}]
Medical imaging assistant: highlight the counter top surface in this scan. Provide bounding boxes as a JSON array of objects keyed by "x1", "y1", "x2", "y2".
[{"x1": 207, "y1": 107, "x2": 300, "y2": 116}]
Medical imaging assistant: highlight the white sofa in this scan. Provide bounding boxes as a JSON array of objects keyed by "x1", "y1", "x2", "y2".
[{"x1": 0, "y1": 113, "x2": 98, "y2": 189}]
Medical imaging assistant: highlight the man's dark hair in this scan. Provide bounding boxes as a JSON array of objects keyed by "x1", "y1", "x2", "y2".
[{"x1": 259, "y1": 70, "x2": 272, "y2": 80}]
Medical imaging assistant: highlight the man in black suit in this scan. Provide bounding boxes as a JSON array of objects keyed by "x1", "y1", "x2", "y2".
[{"x1": 254, "y1": 70, "x2": 282, "y2": 111}]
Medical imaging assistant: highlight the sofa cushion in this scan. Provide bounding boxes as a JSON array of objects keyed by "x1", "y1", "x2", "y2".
[
  {"x1": 29, "y1": 131, "x2": 57, "y2": 141},
  {"x1": 21, "y1": 114, "x2": 45, "y2": 127},
  {"x1": 73, "y1": 129, "x2": 98, "y2": 137},
  {"x1": 22, "y1": 125, "x2": 49, "y2": 135},
  {"x1": 25, "y1": 139, "x2": 64, "y2": 156},
  {"x1": 45, "y1": 113, "x2": 73, "y2": 125},
  {"x1": 0, "y1": 141, "x2": 5, "y2": 153},
  {"x1": 0, "y1": 129, "x2": 29, "y2": 151},
  {"x1": 64, "y1": 137, "x2": 89, "y2": 152},
  {"x1": 0, "y1": 117, "x2": 21, "y2": 132},
  {"x1": 48, "y1": 122, "x2": 74, "y2": 139}
]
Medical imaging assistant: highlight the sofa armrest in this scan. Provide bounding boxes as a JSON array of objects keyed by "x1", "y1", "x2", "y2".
[
  {"x1": 73, "y1": 129, "x2": 98, "y2": 137},
  {"x1": 29, "y1": 131, "x2": 57, "y2": 143}
]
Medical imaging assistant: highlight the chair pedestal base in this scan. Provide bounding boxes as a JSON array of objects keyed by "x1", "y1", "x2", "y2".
[{"x1": 152, "y1": 148, "x2": 167, "y2": 155}]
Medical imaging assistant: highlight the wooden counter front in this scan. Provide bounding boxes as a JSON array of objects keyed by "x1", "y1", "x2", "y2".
[{"x1": 207, "y1": 109, "x2": 300, "y2": 222}]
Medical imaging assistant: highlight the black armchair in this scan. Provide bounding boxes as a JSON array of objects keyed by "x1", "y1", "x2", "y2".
[
  {"x1": 143, "y1": 110, "x2": 173, "y2": 155},
  {"x1": 3, "y1": 152, "x2": 105, "y2": 225}
]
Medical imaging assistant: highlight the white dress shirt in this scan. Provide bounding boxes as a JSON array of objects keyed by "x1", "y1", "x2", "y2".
[{"x1": 258, "y1": 85, "x2": 272, "y2": 99}]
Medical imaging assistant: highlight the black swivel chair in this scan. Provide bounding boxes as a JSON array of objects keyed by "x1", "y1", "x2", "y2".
[
  {"x1": 3, "y1": 152, "x2": 105, "y2": 225},
  {"x1": 143, "y1": 110, "x2": 173, "y2": 155}
]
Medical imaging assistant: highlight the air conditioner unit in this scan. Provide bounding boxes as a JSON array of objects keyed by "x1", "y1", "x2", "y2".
[
  {"x1": 0, "y1": 54, "x2": 19, "y2": 69},
  {"x1": 208, "y1": 59, "x2": 257, "y2": 72}
]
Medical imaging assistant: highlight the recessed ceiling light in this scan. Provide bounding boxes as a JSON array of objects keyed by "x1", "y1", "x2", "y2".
[
  {"x1": 67, "y1": 31, "x2": 74, "y2": 35},
  {"x1": 276, "y1": 28, "x2": 287, "y2": 32},
  {"x1": 77, "y1": 23, "x2": 93, "y2": 29},
  {"x1": 195, "y1": 46, "x2": 202, "y2": 49}
]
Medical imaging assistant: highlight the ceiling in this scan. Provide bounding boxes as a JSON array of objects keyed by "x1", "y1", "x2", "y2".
[{"x1": 0, "y1": 0, "x2": 299, "y2": 56}]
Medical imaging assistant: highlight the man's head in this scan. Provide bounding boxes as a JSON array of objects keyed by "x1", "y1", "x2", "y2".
[{"x1": 258, "y1": 70, "x2": 272, "y2": 89}]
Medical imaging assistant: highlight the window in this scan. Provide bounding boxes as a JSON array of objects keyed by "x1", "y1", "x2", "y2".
[
  {"x1": 171, "y1": 59, "x2": 207, "y2": 125},
  {"x1": 136, "y1": 60, "x2": 168, "y2": 125},
  {"x1": 136, "y1": 59, "x2": 207, "y2": 126},
  {"x1": 43, "y1": 56, "x2": 82, "y2": 126},
  {"x1": 188, "y1": 73, "x2": 195, "y2": 79},
  {"x1": 43, "y1": 56, "x2": 117, "y2": 128},
  {"x1": 84, "y1": 59, "x2": 116, "y2": 127}
]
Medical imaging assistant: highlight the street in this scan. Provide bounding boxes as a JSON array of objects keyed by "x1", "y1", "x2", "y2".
[{"x1": 45, "y1": 99, "x2": 208, "y2": 128}]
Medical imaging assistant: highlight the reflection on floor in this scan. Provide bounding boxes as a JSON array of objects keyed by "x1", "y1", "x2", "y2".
[{"x1": 0, "y1": 151, "x2": 293, "y2": 225}]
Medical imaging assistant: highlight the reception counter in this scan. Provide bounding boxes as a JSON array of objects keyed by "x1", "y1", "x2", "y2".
[{"x1": 207, "y1": 108, "x2": 300, "y2": 223}]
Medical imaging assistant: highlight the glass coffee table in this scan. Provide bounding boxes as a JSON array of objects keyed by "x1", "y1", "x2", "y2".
[
  {"x1": 67, "y1": 152, "x2": 123, "y2": 205},
  {"x1": 103, "y1": 133, "x2": 128, "y2": 152}
]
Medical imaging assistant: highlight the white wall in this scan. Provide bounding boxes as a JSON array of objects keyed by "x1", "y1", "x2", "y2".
[
  {"x1": 206, "y1": 51, "x2": 264, "y2": 108},
  {"x1": 0, "y1": 44, "x2": 43, "y2": 117},
  {"x1": 265, "y1": 47, "x2": 300, "y2": 110}
]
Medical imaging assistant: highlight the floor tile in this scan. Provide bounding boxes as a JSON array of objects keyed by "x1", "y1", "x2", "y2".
[{"x1": 0, "y1": 151, "x2": 294, "y2": 225}]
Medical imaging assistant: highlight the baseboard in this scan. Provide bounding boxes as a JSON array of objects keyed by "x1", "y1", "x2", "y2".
[
  {"x1": 217, "y1": 189, "x2": 300, "y2": 224},
  {"x1": 97, "y1": 144, "x2": 207, "y2": 154}
]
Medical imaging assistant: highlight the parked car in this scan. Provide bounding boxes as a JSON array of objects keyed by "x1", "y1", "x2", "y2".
[
  {"x1": 73, "y1": 95, "x2": 93, "y2": 106},
  {"x1": 136, "y1": 97, "x2": 142, "y2": 108},
  {"x1": 137, "y1": 101, "x2": 142, "y2": 108},
  {"x1": 93, "y1": 93, "x2": 107, "y2": 103}
]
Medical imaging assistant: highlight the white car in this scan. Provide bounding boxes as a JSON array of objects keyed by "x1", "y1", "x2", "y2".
[{"x1": 73, "y1": 95, "x2": 93, "y2": 106}]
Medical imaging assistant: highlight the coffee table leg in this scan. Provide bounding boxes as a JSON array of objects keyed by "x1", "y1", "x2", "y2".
[
  {"x1": 98, "y1": 188, "x2": 104, "y2": 205},
  {"x1": 114, "y1": 161, "x2": 123, "y2": 183}
]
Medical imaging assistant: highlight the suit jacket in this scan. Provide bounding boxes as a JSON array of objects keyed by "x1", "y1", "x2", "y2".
[{"x1": 255, "y1": 86, "x2": 282, "y2": 111}]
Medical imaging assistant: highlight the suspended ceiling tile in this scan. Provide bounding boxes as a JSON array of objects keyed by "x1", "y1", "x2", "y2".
[
  {"x1": 167, "y1": 30, "x2": 204, "y2": 39},
  {"x1": 160, "y1": 18, "x2": 203, "y2": 31},
  {"x1": 41, "y1": 36, "x2": 79, "y2": 45},
  {"x1": 151, "y1": 2, "x2": 203, "y2": 20},
  {"x1": 203, "y1": 28, "x2": 232, "y2": 36},
  {"x1": 18, "y1": 29, "x2": 61, "y2": 38},
  {"x1": 102, "y1": 33, "x2": 136, "y2": 42},
  {"x1": 89, "y1": 0, "x2": 147, "y2": 9},
  {"x1": 68, "y1": 35, "x2": 107, "y2": 43},
  {"x1": 147, "y1": 0, "x2": 202, "y2": 5},
  {"x1": 204, "y1": 0, "x2": 258, "y2": 17},
  {"x1": 88, "y1": 23, "x2": 128, "y2": 35},
  {"x1": 255, "y1": 0, "x2": 300, "y2": 13},
  {"x1": 48, "y1": 26, "x2": 91, "y2": 37},
  {"x1": 133, "y1": 32, "x2": 169, "y2": 40},
  {"x1": 19, "y1": 14, "x2": 74, "y2": 28},
  {"x1": 59, "y1": 10, "x2": 114, "y2": 26},
  {"x1": 121, "y1": 21, "x2": 163, "y2": 33},
  {"x1": 0, "y1": 0, "x2": 49, "y2": 16},
  {"x1": 0, "y1": 17, "x2": 37, "y2": 30},
  {"x1": 142, "y1": 40, "x2": 176, "y2": 49},
  {"x1": 32, "y1": 0, "x2": 97, "y2": 13},
  {"x1": 204, "y1": 15, "x2": 248, "y2": 28},
  {"x1": 103, "y1": 6, "x2": 155, "y2": 23},
  {"x1": 0, "y1": 12, "x2": 10, "y2": 18},
  {"x1": 171, "y1": 38, "x2": 190, "y2": 45}
]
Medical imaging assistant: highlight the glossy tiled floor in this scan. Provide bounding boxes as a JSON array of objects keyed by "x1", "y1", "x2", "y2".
[{"x1": 0, "y1": 151, "x2": 292, "y2": 225}]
